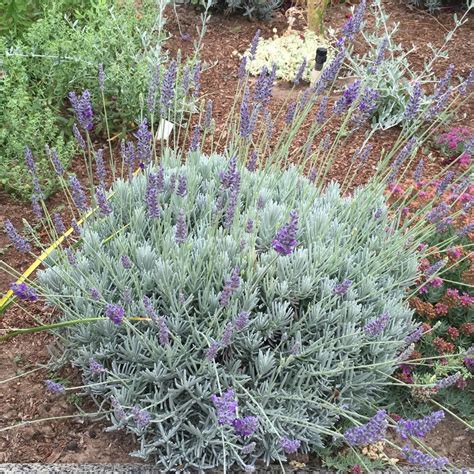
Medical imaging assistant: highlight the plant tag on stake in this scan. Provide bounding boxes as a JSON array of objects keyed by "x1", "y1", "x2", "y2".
[{"x1": 156, "y1": 119, "x2": 174, "y2": 141}]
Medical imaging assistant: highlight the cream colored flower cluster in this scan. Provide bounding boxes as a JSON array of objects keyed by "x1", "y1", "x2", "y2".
[{"x1": 244, "y1": 30, "x2": 333, "y2": 83}]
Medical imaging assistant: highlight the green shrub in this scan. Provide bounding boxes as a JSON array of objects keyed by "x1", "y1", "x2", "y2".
[
  {"x1": 37, "y1": 152, "x2": 420, "y2": 470},
  {"x1": 0, "y1": 0, "x2": 171, "y2": 199}
]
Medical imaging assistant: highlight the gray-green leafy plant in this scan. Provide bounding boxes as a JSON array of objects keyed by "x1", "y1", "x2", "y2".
[
  {"x1": 344, "y1": 0, "x2": 471, "y2": 129},
  {"x1": 38, "y1": 151, "x2": 420, "y2": 470}
]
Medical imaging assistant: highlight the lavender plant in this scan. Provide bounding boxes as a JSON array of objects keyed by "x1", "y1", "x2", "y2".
[
  {"x1": 344, "y1": 0, "x2": 472, "y2": 129},
  {"x1": 1, "y1": 10, "x2": 473, "y2": 472}
]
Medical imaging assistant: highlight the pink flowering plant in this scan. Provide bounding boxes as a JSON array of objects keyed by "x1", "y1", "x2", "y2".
[{"x1": 436, "y1": 126, "x2": 473, "y2": 166}]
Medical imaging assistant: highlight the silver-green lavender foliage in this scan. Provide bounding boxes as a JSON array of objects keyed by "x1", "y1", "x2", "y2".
[{"x1": 39, "y1": 152, "x2": 419, "y2": 471}]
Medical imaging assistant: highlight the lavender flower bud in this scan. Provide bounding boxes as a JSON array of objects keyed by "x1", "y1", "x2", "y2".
[
  {"x1": 204, "y1": 99, "x2": 213, "y2": 129},
  {"x1": 69, "y1": 90, "x2": 93, "y2": 131},
  {"x1": 413, "y1": 159, "x2": 424, "y2": 182},
  {"x1": 404, "y1": 82, "x2": 422, "y2": 121},
  {"x1": 272, "y1": 210, "x2": 298, "y2": 256},
  {"x1": 175, "y1": 209, "x2": 187, "y2": 244},
  {"x1": 158, "y1": 317, "x2": 170, "y2": 346},
  {"x1": 249, "y1": 29, "x2": 261, "y2": 60},
  {"x1": 105, "y1": 303, "x2": 125, "y2": 325},
  {"x1": 146, "y1": 173, "x2": 160, "y2": 219},
  {"x1": 435, "y1": 372, "x2": 461, "y2": 390},
  {"x1": 121, "y1": 255, "x2": 133, "y2": 269},
  {"x1": 401, "y1": 445, "x2": 448, "y2": 470},
  {"x1": 220, "y1": 322, "x2": 234, "y2": 347},
  {"x1": 315, "y1": 96, "x2": 328, "y2": 124},
  {"x1": 211, "y1": 388, "x2": 238, "y2": 425},
  {"x1": 45, "y1": 380, "x2": 65, "y2": 394},
  {"x1": 396, "y1": 411, "x2": 444, "y2": 439},
  {"x1": 132, "y1": 406, "x2": 151, "y2": 429},
  {"x1": 135, "y1": 119, "x2": 152, "y2": 165},
  {"x1": 69, "y1": 176, "x2": 88, "y2": 213},
  {"x1": 293, "y1": 57, "x2": 307, "y2": 85},
  {"x1": 333, "y1": 278, "x2": 352, "y2": 296},
  {"x1": 73, "y1": 123, "x2": 86, "y2": 150},
  {"x1": 176, "y1": 175, "x2": 187, "y2": 197},
  {"x1": 31, "y1": 195, "x2": 43, "y2": 220},
  {"x1": 238, "y1": 56, "x2": 247, "y2": 80},
  {"x1": 219, "y1": 267, "x2": 240, "y2": 307},
  {"x1": 206, "y1": 340, "x2": 220, "y2": 361},
  {"x1": 11, "y1": 282, "x2": 37, "y2": 301},
  {"x1": 53, "y1": 213, "x2": 66, "y2": 235},
  {"x1": 160, "y1": 60, "x2": 177, "y2": 116},
  {"x1": 90, "y1": 288, "x2": 101, "y2": 301},
  {"x1": 436, "y1": 170, "x2": 454, "y2": 196},
  {"x1": 280, "y1": 437, "x2": 301, "y2": 454},
  {"x1": 406, "y1": 326, "x2": 423, "y2": 344},
  {"x1": 95, "y1": 186, "x2": 112, "y2": 216},
  {"x1": 246, "y1": 150, "x2": 258, "y2": 172},
  {"x1": 245, "y1": 219, "x2": 254, "y2": 233},
  {"x1": 192, "y1": 62, "x2": 201, "y2": 98},
  {"x1": 234, "y1": 311, "x2": 250, "y2": 331},
  {"x1": 233, "y1": 416, "x2": 259, "y2": 437},
  {"x1": 4, "y1": 219, "x2": 31, "y2": 253},
  {"x1": 189, "y1": 125, "x2": 201, "y2": 152},
  {"x1": 49, "y1": 147, "x2": 64, "y2": 176},
  {"x1": 344, "y1": 410, "x2": 387, "y2": 446},
  {"x1": 24, "y1": 146, "x2": 36, "y2": 175},
  {"x1": 240, "y1": 86, "x2": 251, "y2": 139},
  {"x1": 89, "y1": 358, "x2": 105, "y2": 375},
  {"x1": 363, "y1": 312, "x2": 390, "y2": 337},
  {"x1": 95, "y1": 149, "x2": 106, "y2": 187}
]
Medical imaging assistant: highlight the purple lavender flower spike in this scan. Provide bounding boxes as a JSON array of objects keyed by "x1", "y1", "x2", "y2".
[
  {"x1": 69, "y1": 90, "x2": 93, "y2": 131},
  {"x1": 105, "y1": 303, "x2": 125, "y2": 325},
  {"x1": 404, "y1": 82, "x2": 422, "y2": 121},
  {"x1": 221, "y1": 322, "x2": 234, "y2": 347},
  {"x1": 211, "y1": 388, "x2": 238, "y2": 425},
  {"x1": 249, "y1": 29, "x2": 261, "y2": 60},
  {"x1": 24, "y1": 146, "x2": 36, "y2": 175},
  {"x1": 388, "y1": 137, "x2": 417, "y2": 183},
  {"x1": 89, "y1": 358, "x2": 105, "y2": 375},
  {"x1": 240, "y1": 86, "x2": 251, "y2": 139},
  {"x1": 53, "y1": 213, "x2": 66, "y2": 235},
  {"x1": 143, "y1": 295, "x2": 157, "y2": 320},
  {"x1": 458, "y1": 222, "x2": 474, "y2": 237},
  {"x1": 122, "y1": 287, "x2": 132, "y2": 306},
  {"x1": 4, "y1": 219, "x2": 31, "y2": 253},
  {"x1": 372, "y1": 37, "x2": 388, "y2": 69},
  {"x1": 238, "y1": 56, "x2": 247, "y2": 81},
  {"x1": 435, "y1": 372, "x2": 461, "y2": 390},
  {"x1": 245, "y1": 219, "x2": 254, "y2": 233},
  {"x1": 158, "y1": 317, "x2": 170, "y2": 346},
  {"x1": 406, "y1": 326, "x2": 424, "y2": 344},
  {"x1": 425, "y1": 88, "x2": 451, "y2": 120},
  {"x1": 459, "y1": 68, "x2": 474, "y2": 95},
  {"x1": 234, "y1": 311, "x2": 250, "y2": 330},
  {"x1": 189, "y1": 125, "x2": 201, "y2": 152},
  {"x1": 284, "y1": 102, "x2": 297, "y2": 124},
  {"x1": 396, "y1": 411, "x2": 444, "y2": 439},
  {"x1": 220, "y1": 155, "x2": 239, "y2": 189},
  {"x1": 146, "y1": 173, "x2": 160, "y2": 219},
  {"x1": 160, "y1": 60, "x2": 177, "y2": 116},
  {"x1": 242, "y1": 442, "x2": 256, "y2": 454},
  {"x1": 224, "y1": 182, "x2": 240, "y2": 229},
  {"x1": 169, "y1": 173, "x2": 176, "y2": 192},
  {"x1": 342, "y1": 0, "x2": 366, "y2": 39},
  {"x1": 316, "y1": 96, "x2": 328, "y2": 124},
  {"x1": 135, "y1": 119, "x2": 152, "y2": 165},
  {"x1": 49, "y1": 147, "x2": 64, "y2": 176},
  {"x1": 426, "y1": 202, "x2": 449, "y2": 224},
  {"x1": 11, "y1": 282, "x2": 37, "y2": 301},
  {"x1": 132, "y1": 406, "x2": 152, "y2": 428},
  {"x1": 398, "y1": 343, "x2": 415, "y2": 362},
  {"x1": 31, "y1": 195, "x2": 43, "y2": 220},
  {"x1": 95, "y1": 149, "x2": 106, "y2": 187},
  {"x1": 69, "y1": 176, "x2": 87, "y2": 213},
  {"x1": 121, "y1": 255, "x2": 132, "y2": 269},
  {"x1": 280, "y1": 437, "x2": 301, "y2": 454},
  {"x1": 95, "y1": 186, "x2": 112, "y2": 216},
  {"x1": 315, "y1": 48, "x2": 346, "y2": 93},
  {"x1": 219, "y1": 267, "x2": 241, "y2": 307},
  {"x1": 73, "y1": 123, "x2": 86, "y2": 150},
  {"x1": 356, "y1": 144, "x2": 372, "y2": 162},
  {"x1": 90, "y1": 288, "x2": 101, "y2": 301},
  {"x1": 182, "y1": 65, "x2": 191, "y2": 95},
  {"x1": 204, "y1": 100, "x2": 213, "y2": 129},
  {"x1": 176, "y1": 175, "x2": 187, "y2": 197},
  {"x1": 206, "y1": 340, "x2": 220, "y2": 361},
  {"x1": 246, "y1": 150, "x2": 258, "y2": 172},
  {"x1": 425, "y1": 259, "x2": 445, "y2": 277},
  {"x1": 98, "y1": 63, "x2": 105, "y2": 91},
  {"x1": 192, "y1": 61, "x2": 201, "y2": 98},
  {"x1": 336, "y1": 80, "x2": 361, "y2": 113},
  {"x1": 413, "y1": 159, "x2": 424, "y2": 182},
  {"x1": 45, "y1": 380, "x2": 65, "y2": 394},
  {"x1": 436, "y1": 170, "x2": 454, "y2": 196},
  {"x1": 293, "y1": 57, "x2": 307, "y2": 85},
  {"x1": 233, "y1": 416, "x2": 259, "y2": 437},
  {"x1": 333, "y1": 278, "x2": 352, "y2": 296},
  {"x1": 433, "y1": 64, "x2": 454, "y2": 100},
  {"x1": 344, "y1": 410, "x2": 387, "y2": 446},
  {"x1": 71, "y1": 219, "x2": 81, "y2": 236},
  {"x1": 401, "y1": 445, "x2": 448, "y2": 470},
  {"x1": 363, "y1": 312, "x2": 390, "y2": 337},
  {"x1": 354, "y1": 87, "x2": 378, "y2": 123},
  {"x1": 175, "y1": 210, "x2": 187, "y2": 244},
  {"x1": 272, "y1": 210, "x2": 298, "y2": 256}
]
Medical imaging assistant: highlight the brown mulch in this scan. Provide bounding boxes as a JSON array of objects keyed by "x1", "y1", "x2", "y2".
[{"x1": 1, "y1": 0, "x2": 473, "y2": 467}]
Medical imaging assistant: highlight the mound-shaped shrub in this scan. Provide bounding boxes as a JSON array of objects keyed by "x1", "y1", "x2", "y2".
[{"x1": 39, "y1": 152, "x2": 419, "y2": 470}]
